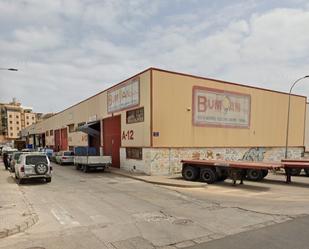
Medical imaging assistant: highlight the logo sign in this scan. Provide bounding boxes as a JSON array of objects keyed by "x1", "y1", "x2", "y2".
[
  {"x1": 107, "y1": 77, "x2": 140, "y2": 113},
  {"x1": 193, "y1": 86, "x2": 251, "y2": 128}
]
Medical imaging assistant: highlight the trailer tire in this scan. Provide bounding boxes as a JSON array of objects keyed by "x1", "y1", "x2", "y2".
[
  {"x1": 182, "y1": 165, "x2": 199, "y2": 181},
  {"x1": 200, "y1": 168, "x2": 217, "y2": 184},
  {"x1": 304, "y1": 168, "x2": 309, "y2": 176},
  {"x1": 262, "y1": 170, "x2": 268, "y2": 178},
  {"x1": 290, "y1": 168, "x2": 301, "y2": 176},
  {"x1": 246, "y1": 169, "x2": 263, "y2": 181},
  {"x1": 216, "y1": 168, "x2": 228, "y2": 181}
]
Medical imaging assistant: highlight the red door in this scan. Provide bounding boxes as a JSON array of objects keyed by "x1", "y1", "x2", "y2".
[
  {"x1": 60, "y1": 128, "x2": 68, "y2": 151},
  {"x1": 103, "y1": 116, "x2": 121, "y2": 168}
]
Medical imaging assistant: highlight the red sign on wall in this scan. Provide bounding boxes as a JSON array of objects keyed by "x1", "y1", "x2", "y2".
[{"x1": 192, "y1": 86, "x2": 251, "y2": 128}]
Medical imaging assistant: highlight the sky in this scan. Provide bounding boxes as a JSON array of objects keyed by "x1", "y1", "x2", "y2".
[{"x1": 1, "y1": 0, "x2": 309, "y2": 113}]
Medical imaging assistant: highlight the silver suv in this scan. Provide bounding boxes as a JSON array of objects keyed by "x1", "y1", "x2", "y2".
[{"x1": 15, "y1": 153, "x2": 52, "y2": 184}]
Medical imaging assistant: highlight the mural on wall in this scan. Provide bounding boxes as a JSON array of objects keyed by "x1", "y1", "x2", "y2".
[
  {"x1": 242, "y1": 147, "x2": 266, "y2": 161},
  {"x1": 148, "y1": 147, "x2": 304, "y2": 175}
]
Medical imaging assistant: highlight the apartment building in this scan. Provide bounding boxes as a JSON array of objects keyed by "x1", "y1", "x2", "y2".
[{"x1": 0, "y1": 98, "x2": 37, "y2": 143}]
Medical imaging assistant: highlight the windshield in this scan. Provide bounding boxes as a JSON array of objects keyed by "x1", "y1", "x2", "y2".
[
  {"x1": 64, "y1": 151, "x2": 74, "y2": 156},
  {"x1": 25, "y1": 155, "x2": 48, "y2": 165}
]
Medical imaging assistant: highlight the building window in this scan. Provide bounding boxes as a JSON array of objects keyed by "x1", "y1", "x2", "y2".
[
  {"x1": 126, "y1": 147, "x2": 142, "y2": 160},
  {"x1": 10, "y1": 127, "x2": 13, "y2": 130},
  {"x1": 68, "y1": 124, "x2": 75, "y2": 133},
  {"x1": 9, "y1": 114, "x2": 12, "y2": 118},
  {"x1": 126, "y1": 107, "x2": 144, "y2": 124},
  {"x1": 45, "y1": 131, "x2": 49, "y2": 136},
  {"x1": 10, "y1": 133, "x2": 13, "y2": 137},
  {"x1": 50, "y1": 130, "x2": 54, "y2": 136},
  {"x1": 32, "y1": 117, "x2": 34, "y2": 120},
  {"x1": 26, "y1": 116, "x2": 29, "y2": 119},
  {"x1": 17, "y1": 127, "x2": 19, "y2": 131},
  {"x1": 27, "y1": 122, "x2": 29, "y2": 125},
  {"x1": 16, "y1": 115, "x2": 19, "y2": 118},
  {"x1": 9, "y1": 121, "x2": 12, "y2": 124},
  {"x1": 16, "y1": 121, "x2": 19, "y2": 124}
]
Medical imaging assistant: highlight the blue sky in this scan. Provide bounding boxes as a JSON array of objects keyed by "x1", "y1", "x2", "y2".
[{"x1": 1, "y1": 0, "x2": 309, "y2": 113}]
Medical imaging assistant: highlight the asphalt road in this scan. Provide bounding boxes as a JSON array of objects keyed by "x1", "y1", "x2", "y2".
[
  {"x1": 186, "y1": 215, "x2": 309, "y2": 249},
  {"x1": 1, "y1": 162, "x2": 309, "y2": 249}
]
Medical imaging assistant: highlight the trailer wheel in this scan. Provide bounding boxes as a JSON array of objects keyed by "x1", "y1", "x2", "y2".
[
  {"x1": 290, "y1": 168, "x2": 301, "y2": 176},
  {"x1": 262, "y1": 170, "x2": 268, "y2": 178},
  {"x1": 182, "y1": 165, "x2": 199, "y2": 181},
  {"x1": 246, "y1": 169, "x2": 263, "y2": 181},
  {"x1": 304, "y1": 168, "x2": 309, "y2": 176},
  {"x1": 216, "y1": 168, "x2": 228, "y2": 181},
  {"x1": 200, "y1": 168, "x2": 217, "y2": 184}
]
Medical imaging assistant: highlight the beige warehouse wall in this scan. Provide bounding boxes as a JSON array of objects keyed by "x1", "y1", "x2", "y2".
[
  {"x1": 117, "y1": 70, "x2": 151, "y2": 147},
  {"x1": 305, "y1": 103, "x2": 309, "y2": 151},
  {"x1": 28, "y1": 70, "x2": 151, "y2": 148},
  {"x1": 152, "y1": 69, "x2": 306, "y2": 148}
]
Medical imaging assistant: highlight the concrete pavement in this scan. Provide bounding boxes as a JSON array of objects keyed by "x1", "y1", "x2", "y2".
[
  {"x1": 108, "y1": 167, "x2": 208, "y2": 188},
  {"x1": 186, "y1": 214, "x2": 309, "y2": 249},
  {"x1": 0, "y1": 162, "x2": 39, "y2": 238}
]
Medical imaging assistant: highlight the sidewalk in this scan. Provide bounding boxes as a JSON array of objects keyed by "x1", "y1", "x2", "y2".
[
  {"x1": 108, "y1": 167, "x2": 207, "y2": 188},
  {"x1": 0, "y1": 161, "x2": 38, "y2": 239}
]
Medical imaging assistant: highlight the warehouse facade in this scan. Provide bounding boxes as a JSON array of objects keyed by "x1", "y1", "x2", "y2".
[{"x1": 21, "y1": 68, "x2": 307, "y2": 175}]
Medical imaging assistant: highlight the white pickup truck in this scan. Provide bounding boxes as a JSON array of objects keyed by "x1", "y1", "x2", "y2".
[{"x1": 74, "y1": 147, "x2": 112, "y2": 172}]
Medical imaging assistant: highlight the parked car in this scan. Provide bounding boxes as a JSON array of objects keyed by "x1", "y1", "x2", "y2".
[
  {"x1": 56, "y1": 151, "x2": 74, "y2": 165},
  {"x1": 14, "y1": 153, "x2": 52, "y2": 184},
  {"x1": 9, "y1": 151, "x2": 24, "y2": 173},
  {"x1": 2, "y1": 148, "x2": 18, "y2": 170}
]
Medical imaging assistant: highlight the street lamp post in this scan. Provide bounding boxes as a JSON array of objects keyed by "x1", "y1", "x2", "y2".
[
  {"x1": 285, "y1": 75, "x2": 309, "y2": 159},
  {"x1": 0, "y1": 68, "x2": 18, "y2": 71}
]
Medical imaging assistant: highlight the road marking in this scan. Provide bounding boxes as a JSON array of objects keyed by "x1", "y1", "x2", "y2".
[
  {"x1": 51, "y1": 208, "x2": 65, "y2": 225},
  {"x1": 51, "y1": 207, "x2": 80, "y2": 226}
]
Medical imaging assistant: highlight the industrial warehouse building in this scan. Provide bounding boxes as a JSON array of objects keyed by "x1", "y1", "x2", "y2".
[{"x1": 21, "y1": 68, "x2": 307, "y2": 175}]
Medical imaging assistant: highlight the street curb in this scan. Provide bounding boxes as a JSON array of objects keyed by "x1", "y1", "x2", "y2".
[
  {"x1": 0, "y1": 214, "x2": 39, "y2": 239},
  {"x1": 108, "y1": 170, "x2": 207, "y2": 188},
  {"x1": 0, "y1": 173, "x2": 39, "y2": 239}
]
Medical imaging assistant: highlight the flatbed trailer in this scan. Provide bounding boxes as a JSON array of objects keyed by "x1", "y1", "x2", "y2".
[{"x1": 181, "y1": 159, "x2": 309, "y2": 185}]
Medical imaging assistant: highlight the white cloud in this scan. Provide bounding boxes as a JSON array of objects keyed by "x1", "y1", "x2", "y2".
[{"x1": 1, "y1": 1, "x2": 309, "y2": 113}]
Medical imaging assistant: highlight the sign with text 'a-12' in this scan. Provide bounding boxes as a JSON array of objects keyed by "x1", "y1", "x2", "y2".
[
  {"x1": 107, "y1": 77, "x2": 140, "y2": 113},
  {"x1": 193, "y1": 86, "x2": 251, "y2": 128}
]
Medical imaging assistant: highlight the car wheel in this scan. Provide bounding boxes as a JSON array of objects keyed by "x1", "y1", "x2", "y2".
[
  {"x1": 246, "y1": 169, "x2": 264, "y2": 181},
  {"x1": 82, "y1": 165, "x2": 88, "y2": 173},
  {"x1": 200, "y1": 168, "x2": 217, "y2": 184},
  {"x1": 46, "y1": 177, "x2": 51, "y2": 183},
  {"x1": 17, "y1": 178, "x2": 24, "y2": 185},
  {"x1": 304, "y1": 168, "x2": 309, "y2": 176},
  {"x1": 182, "y1": 165, "x2": 199, "y2": 181},
  {"x1": 35, "y1": 163, "x2": 48, "y2": 175}
]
